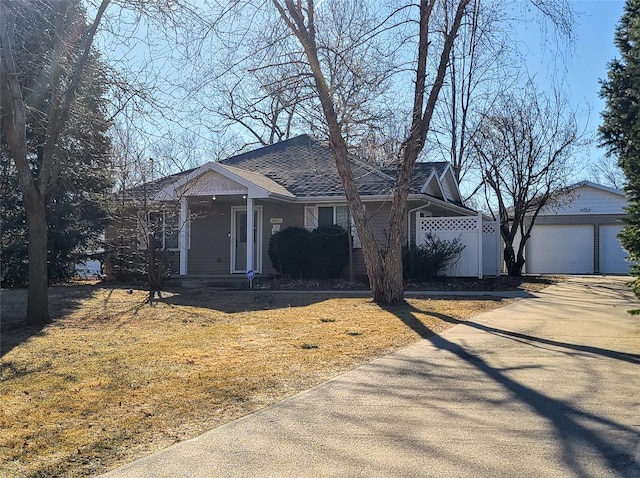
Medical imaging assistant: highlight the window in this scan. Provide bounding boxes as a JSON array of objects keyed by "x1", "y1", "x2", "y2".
[
  {"x1": 304, "y1": 204, "x2": 361, "y2": 248},
  {"x1": 140, "y1": 211, "x2": 181, "y2": 250},
  {"x1": 308, "y1": 205, "x2": 350, "y2": 229}
]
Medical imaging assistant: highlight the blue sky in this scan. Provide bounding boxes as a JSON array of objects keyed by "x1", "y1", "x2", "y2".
[
  {"x1": 527, "y1": 1, "x2": 625, "y2": 169},
  {"x1": 98, "y1": 1, "x2": 627, "y2": 182},
  {"x1": 568, "y1": 0, "x2": 624, "y2": 114}
]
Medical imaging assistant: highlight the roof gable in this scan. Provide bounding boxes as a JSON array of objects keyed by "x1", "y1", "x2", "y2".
[
  {"x1": 439, "y1": 164, "x2": 463, "y2": 203},
  {"x1": 540, "y1": 181, "x2": 628, "y2": 216},
  {"x1": 410, "y1": 162, "x2": 464, "y2": 204},
  {"x1": 176, "y1": 169, "x2": 247, "y2": 197},
  {"x1": 573, "y1": 180, "x2": 624, "y2": 196},
  {"x1": 155, "y1": 162, "x2": 294, "y2": 200},
  {"x1": 419, "y1": 169, "x2": 445, "y2": 200}
]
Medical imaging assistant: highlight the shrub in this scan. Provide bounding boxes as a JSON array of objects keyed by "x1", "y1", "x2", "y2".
[
  {"x1": 268, "y1": 226, "x2": 312, "y2": 278},
  {"x1": 268, "y1": 225, "x2": 349, "y2": 279},
  {"x1": 308, "y1": 225, "x2": 349, "y2": 279},
  {"x1": 403, "y1": 232, "x2": 465, "y2": 281}
]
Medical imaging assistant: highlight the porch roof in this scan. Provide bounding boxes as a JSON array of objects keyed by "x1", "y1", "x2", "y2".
[{"x1": 153, "y1": 162, "x2": 295, "y2": 201}]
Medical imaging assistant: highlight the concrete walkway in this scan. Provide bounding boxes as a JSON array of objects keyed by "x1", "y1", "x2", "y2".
[{"x1": 101, "y1": 276, "x2": 640, "y2": 478}]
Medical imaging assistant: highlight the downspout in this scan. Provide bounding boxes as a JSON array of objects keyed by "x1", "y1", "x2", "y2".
[{"x1": 407, "y1": 202, "x2": 431, "y2": 247}]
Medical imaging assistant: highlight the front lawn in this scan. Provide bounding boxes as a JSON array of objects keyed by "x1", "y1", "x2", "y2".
[{"x1": 1, "y1": 284, "x2": 513, "y2": 477}]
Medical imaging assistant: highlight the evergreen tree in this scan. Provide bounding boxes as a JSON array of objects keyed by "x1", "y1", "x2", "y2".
[
  {"x1": 599, "y1": 0, "x2": 640, "y2": 300},
  {"x1": 1, "y1": 1, "x2": 112, "y2": 289}
]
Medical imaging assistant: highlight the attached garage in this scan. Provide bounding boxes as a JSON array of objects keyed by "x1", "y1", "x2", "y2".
[
  {"x1": 527, "y1": 224, "x2": 594, "y2": 274},
  {"x1": 600, "y1": 224, "x2": 630, "y2": 274},
  {"x1": 523, "y1": 181, "x2": 631, "y2": 275}
]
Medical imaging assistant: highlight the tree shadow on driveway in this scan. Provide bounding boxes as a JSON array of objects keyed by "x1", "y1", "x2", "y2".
[{"x1": 382, "y1": 300, "x2": 640, "y2": 478}]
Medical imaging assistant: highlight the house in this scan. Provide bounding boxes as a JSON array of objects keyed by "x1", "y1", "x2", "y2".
[
  {"x1": 108, "y1": 134, "x2": 479, "y2": 281},
  {"x1": 524, "y1": 181, "x2": 630, "y2": 275}
]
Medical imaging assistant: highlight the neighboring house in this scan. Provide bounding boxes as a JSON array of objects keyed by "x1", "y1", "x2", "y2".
[
  {"x1": 107, "y1": 134, "x2": 478, "y2": 281},
  {"x1": 524, "y1": 181, "x2": 630, "y2": 275},
  {"x1": 75, "y1": 259, "x2": 101, "y2": 278}
]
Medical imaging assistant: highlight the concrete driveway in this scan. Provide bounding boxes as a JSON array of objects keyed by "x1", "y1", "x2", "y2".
[{"x1": 101, "y1": 276, "x2": 640, "y2": 478}]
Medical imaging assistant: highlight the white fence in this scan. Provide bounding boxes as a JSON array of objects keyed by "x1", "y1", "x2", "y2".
[{"x1": 416, "y1": 213, "x2": 501, "y2": 278}]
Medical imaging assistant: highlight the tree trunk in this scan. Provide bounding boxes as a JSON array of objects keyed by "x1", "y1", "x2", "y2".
[
  {"x1": 504, "y1": 242, "x2": 525, "y2": 276},
  {"x1": 24, "y1": 196, "x2": 50, "y2": 325},
  {"x1": 147, "y1": 234, "x2": 164, "y2": 304},
  {"x1": 369, "y1": 249, "x2": 404, "y2": 304}
]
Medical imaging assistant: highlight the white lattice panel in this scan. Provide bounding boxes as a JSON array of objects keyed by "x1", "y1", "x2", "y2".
[
  {"x1": 482, "y1": 222, "x2": 498, "y2": 235},
  {"x1": 420, "y1": 216, "x2": 479, "y2": 233}
]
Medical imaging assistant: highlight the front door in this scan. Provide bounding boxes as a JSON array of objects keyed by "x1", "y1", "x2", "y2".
[{"x1": 232, "y1": 207, "x2": 261, "y2": 273}]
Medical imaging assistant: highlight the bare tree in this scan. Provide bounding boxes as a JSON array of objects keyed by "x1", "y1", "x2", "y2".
[
  {"x1": 430, "y1": 0, "x2": 514, "y2": 191},
  {"x1": 1, "y1": 0, "x2": 207, "y2": 322},
  {"x1": 473, "y1": 82, "x2": 585, "y2": 276},
  {"x1": 191, "y1": 0, "x2": 402, "y2": 156},
  {"x1": 589, "y1": 155, "x2": 625, "y2": 189},
  {"x1": 269, "y1": 0, "x2": 472, "y2": 304},
  {"x1": 212, "y1": 0, "x2": 573, "y2": 302},
  {"x1": 214, "y1": 61, "x2": 309, "y2": 148},
  {"x1": 106, "y1": 116, "x2": 197, "y2": 304}
]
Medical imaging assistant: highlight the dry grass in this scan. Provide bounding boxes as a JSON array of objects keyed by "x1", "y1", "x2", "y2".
[{"x1": 1, "y1": 284, "x2": 514, "y2": 477}]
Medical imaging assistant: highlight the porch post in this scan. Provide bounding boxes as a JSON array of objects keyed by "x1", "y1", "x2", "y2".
[
  {"x1": 179, "y1": 197, "x2": 188, "y2": 275},
  {"x1": 246, "y1": 196, "x2": 254, "y2": 272}
]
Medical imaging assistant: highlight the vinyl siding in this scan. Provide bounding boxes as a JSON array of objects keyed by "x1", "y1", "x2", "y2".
[
  {"x1": 539, "y1": 186, "x2": 627, "y2": 215},
  {"x1": 351, "y1": 201, "x2": 402, "y2": 278},
  {"x1": 110, "y1": 198, "x2": 474, "y2": 280},
  {"x1": 292, "y1": 200, "x2": 396, "y2": 279},
  {"x1": 531, "y1": 214, "x2": 626, "y2": 226},
  {"x1": 440, "y1": 176, "x2": 454, "y2": 201},
  {"x1": 186, "y1": 201, "x2": 303, "y2": 275}
]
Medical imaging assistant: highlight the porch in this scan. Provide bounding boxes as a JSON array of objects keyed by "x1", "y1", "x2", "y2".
[{"x1": 155, "y1": 162, "x2": 297, "y2": 279}]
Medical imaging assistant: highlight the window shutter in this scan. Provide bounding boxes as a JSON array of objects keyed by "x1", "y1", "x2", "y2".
[
  {"x1": 304, "y1": 206, "x2": 318, "y2": 230},
  {"x1": 335, "y1": 206, "x2": 349, "y2": 229}
]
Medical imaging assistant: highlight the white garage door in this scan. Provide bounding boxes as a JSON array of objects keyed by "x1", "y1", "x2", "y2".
[
  {"x1": 527, "y1": 224, "x2": 593, "y2": 274},
  {"x1": 600, "y1": 224, "x2": 630, "y2": 274}
]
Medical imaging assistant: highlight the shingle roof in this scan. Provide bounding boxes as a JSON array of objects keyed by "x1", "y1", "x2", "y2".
[
  {"x1": 220, "y1": 134, "x2": 445, "y2": 198},
  {"x1": 129, "y1": 167, "x2": 197, "y2": 200},
  {"x1": 217, "y1": 164, "x2": 295, "y2": 198},
  {"x1": 130, "y1": 135, "x2": 454, "y2": 201}
]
